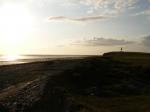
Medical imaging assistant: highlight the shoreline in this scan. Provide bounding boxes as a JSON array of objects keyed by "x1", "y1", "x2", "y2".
[{"x1": 0, "y1": 55, "x2": 94, "y2": 66}]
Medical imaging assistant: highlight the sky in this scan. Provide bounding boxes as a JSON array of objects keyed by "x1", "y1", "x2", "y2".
[{"x1": 0, "y1": 0, "x2": 150, "y2": 55}]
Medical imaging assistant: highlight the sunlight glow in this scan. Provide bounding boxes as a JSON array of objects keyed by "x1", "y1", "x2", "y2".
[{"x1": 0, "y1": 3, "x2": 34, "y2": 46}]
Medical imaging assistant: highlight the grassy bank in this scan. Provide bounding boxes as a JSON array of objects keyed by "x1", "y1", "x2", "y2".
[{"x1": 27, "y1": 52, "x2": 150, "y2": 112}]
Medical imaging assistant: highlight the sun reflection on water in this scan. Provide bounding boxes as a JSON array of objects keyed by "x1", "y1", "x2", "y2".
[{"x1": 2, "y1": 54, "x2": 21, "y2": 61}]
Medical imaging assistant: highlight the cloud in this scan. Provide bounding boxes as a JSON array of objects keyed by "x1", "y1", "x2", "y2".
[
  {"x1": 84, "y1": 0, "x2": 137, "y2": 9},
  {"x1": 133, "y1": 9, "x2": 150, "y2": 16},
  {"x1": 47, "y1": 0, "x2": 150, "y2": 24},
  {"x1": 143, "y1": 35, "x2": 150, "y2": 46},
  {"x1": 76, "y1": 0, "x2": 138, "y2": 14},
  {"x1": 73, "y1": 37, "x2": 134, "y2": 46},
  {"x1": 47, "y1": 0, "x2": 142, "y2": 23},
  {"x1": 48, "y1": 15, "x2": 109, "y2": 22},
  {"x1": 114, "y1": 0, "x2": 137, "y2": 10}
]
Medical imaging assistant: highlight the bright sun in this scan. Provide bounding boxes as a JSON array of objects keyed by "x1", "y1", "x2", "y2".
[{"x1": 0, "y1": 3, "x2": 34, "y2": 47}]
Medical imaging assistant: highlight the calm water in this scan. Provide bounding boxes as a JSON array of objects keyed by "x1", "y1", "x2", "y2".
[{"x1": 0, "y1": 55, "x2": 88, "y2": 65}]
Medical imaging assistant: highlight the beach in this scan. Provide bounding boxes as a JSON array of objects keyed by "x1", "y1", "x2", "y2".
[
  {"x1": 0, "y1": 58, "x2": 85, "y2": 111},
  {"x1": 0, "y1": 52, "x2": 150, "y2": 112}
]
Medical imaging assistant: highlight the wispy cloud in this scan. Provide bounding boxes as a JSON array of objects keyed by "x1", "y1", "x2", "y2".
[
  {"x1": 73, "y1": 37, "x2": 134, "y2": 46},
  {"x1": 143, "y1": 35, "x2": 150, "y2": 47},
  {"x1": 48, "y1": 15, "x2": 109, "y2": 22},
  {"x1": 133, "y1": 9, "x2": 150, "y2": 16},
  {"x1": 81, "y1": 0, "x2": 137, "y2": 9},
  {"x1": 72, "y1": 0, "x2": 138, "y2": 14},
  {"x1": 47, "y1": 0, "x2": 140, "y2": 23}
]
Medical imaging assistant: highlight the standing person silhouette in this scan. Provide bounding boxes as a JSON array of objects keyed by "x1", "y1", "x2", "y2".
[{"x1": 121, "y1": 47, "x2": 123, "y2": 52}]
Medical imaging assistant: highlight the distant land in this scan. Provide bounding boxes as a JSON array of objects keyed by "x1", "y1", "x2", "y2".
[
  {"x1": 104, "y1": 51, "x2": 150, "y2": 56},
  {"x1": 0, "y1": 52, "x2": 150, "y2": 112}
]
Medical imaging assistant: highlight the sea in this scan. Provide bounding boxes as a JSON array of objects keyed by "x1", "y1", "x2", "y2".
[{"x1": 0, "y1": 55, "x2": 89, "y2": 66}]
